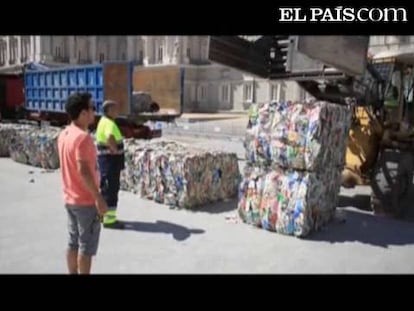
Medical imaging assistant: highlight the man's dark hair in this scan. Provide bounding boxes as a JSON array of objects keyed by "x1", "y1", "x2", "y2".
[{"x1": 65, "y1": 92, "x2": 92, "y2": 121}]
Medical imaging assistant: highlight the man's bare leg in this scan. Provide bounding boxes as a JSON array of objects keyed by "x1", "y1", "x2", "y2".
[
  {"x1": 78, "y1": 254, "x2": 92, "y2": 274},
  {"x1": 67, "y1": 249, "x2": 78, "y2": 274}
]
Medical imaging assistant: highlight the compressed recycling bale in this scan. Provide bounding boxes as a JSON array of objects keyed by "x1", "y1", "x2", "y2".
[
  {"x1": 211, "y1": 151, "x2": 241, "y2": 201},
  {"x1": 9, "y1": 126, "x2": 61, "y2": 169},
  {"x1": 121, "y1": 142, "x2": 151, "y2": 196},
  {"x1": 237, "y1": 165, "x2": 266, "y2": 226},
  {"x1": 122, "y1": 140, "x2": 181, "y2": 199},
  {"x1": 259, "y1": 166, "x2": 342, "y2": 237},
  {"x1": 240, "y1": 100, "x2": 348, "y2": 237},
  {"x1": 0, "y1": 123, "x2": 36, "y2": 157},
  {"x1": 121, "y1": 139, "x2": 240, "y2": 208},
  {"x1": 238, "y1": 164, "x2": 342, "y2": 237},
  {"x1": 245, "y1": 101, "x2": 351, "y2": 171}
]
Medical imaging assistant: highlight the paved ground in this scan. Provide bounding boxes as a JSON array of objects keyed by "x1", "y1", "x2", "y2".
[
  {"x1": 178, "y1": 113, "x2": 246, "y2": 123},
  {"x1": 1, "y1": 136, "x2": 414, "y2": 274},
  {"x1": 163, "y1": 117, "x2": 248, "y2": 139}
]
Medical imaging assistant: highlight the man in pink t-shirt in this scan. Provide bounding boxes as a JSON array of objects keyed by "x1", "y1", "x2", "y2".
[{"x1": 58, "y1": 92, "x2": 108, "y2": 274}]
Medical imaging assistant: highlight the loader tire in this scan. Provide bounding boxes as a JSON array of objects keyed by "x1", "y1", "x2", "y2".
[{"x1": 370, "y1": 149, "x2": 414, "y2": 218}]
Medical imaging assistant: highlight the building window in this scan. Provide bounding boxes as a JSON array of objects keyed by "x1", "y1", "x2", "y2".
[
  {"x1": 9, "y1": 37, "x2": 17, "y2": 64},
  {"x1": 0, "y1": 40, "x2": 6, "y2": 65},
  {"x1": 73, "y1": 36, "x2": 77, "y2": 58},
  {"x1": 244, "y1": 84, "x2": 253, "y2": 102},
  {"x1": 279, "y1": 83, "x2": 286, "y2": 101},
  {"x1": 99, "y1": 53, "x2": 105, "y2": 63},
  {"x1": 55, "y1": 46, "x2": 62, "y2": 58},
  {"x1": 78, "y1": 50, "x2": 82, "y2": 61},
  {"x1": 200, "y1": 37, "x2": 209, "y2": 60},
  {"x1": 399, "y1": 36, "x2": 410, "y2": 44},
  {"x1": 270, "y1": 84, "x2": 279, "y2": 101},
  {"x1": 385, "y1": 36, "x2": 400, "y2": 45},
  {"x1": 122, "y1": 52, "x2": 126, "y2": 60},
  {"x1": 197, "y1": 85, "x2": 207, "y2": 101},
  {"x1": 85, "y1": 40, "x2": 91, "y2": 61},
  {"x1": 158, "y1": 46, "x2": 163, "y2": 62},
  {"x1": 186, "y1": 48, "x2": 191, "y2": 58},
  {"x1": 370, "y1": 36, "x2": 385, "y2": 46},
  {"x1": 190, "y1": 85, "x2": 196, "y2": 101},
  {"x1": 220, "y1": 84, "x2": 230, "y2": 102},
  {"x1": 139, "y1": 50, "x2": 143, "y2": 60},
  {"x1": 21, "y1": 37, "x2": 30, "y2": 62}
]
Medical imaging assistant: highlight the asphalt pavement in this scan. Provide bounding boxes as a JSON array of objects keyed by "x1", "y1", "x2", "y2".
[{"x1": 1, "y1": 136, "x2": 414, "y2": 274}]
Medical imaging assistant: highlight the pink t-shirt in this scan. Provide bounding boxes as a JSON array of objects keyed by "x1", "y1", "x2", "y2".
[{"x1": 58, "y1": 125, "x2": 100, "y2": 206}]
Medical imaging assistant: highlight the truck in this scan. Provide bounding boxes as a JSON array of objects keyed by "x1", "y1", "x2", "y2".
[
  {"x1": 206, "y1": 36, "x2": 414, "y2": 218},
  {"x1": 21, "y1": 61, "x2": 185, "y2": 138}
]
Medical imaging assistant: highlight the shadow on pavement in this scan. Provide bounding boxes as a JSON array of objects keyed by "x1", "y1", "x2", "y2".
[
  {"x1": 182, "y1": 198, "x2": 238, "y2": 214},
  {"x1": 121, "y1": 220, "x2": 205, "y2": 241},
  {"x1": 309, "y1": 209, "x2": 414, "y2": 248},
  {"x1": 338, "y1": 194, "x2": 371, "y2": 211},
  {"x1": 338, "y1": 192, "x2": 414, "y2": 219}
]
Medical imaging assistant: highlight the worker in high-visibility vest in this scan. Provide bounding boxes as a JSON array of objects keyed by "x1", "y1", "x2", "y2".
[{"x1": 96, "y1": 100, "x2": 125, "y2": 229}]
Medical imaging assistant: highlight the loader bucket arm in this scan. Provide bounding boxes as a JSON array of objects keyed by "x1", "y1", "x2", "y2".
[
  {"x1": 207, "y1": 36, "x2": 370, "y2": 79},
  {"x1": 206, "y1": 36, "x2": 382, "y2": 106}
]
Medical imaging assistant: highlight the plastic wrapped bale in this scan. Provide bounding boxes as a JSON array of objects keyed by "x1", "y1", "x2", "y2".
[
  {"x1": 245, "y1": 101, "x2": 351, "y2": 171},
  {"x1": 0, "y1": 124, "x2": 17, "y2": 156},
  {"x1": 120, "y1": 169, "x2": 129, "y2": 191},
  {"x1": 237, "y1": 165, "x2": 266, "y2": 227},
  {"x1": 244, "y1": 102, "x2": 275, "y2": 165},
  {"x1": 122, "y1": 140, "x2": 184, "y2": 200},
  {"x1": 121, "y1": 139, "x2": 240, "y2": 208},
  {"x1": 10, "y1": 126, "x2": 61, "y2": 169},
  {"x1": 210, "y1": 151, "x2": 240, "y2": 201},
  {"x1": 146, "y1": 145, "x2": 239, "y2": 208},
  {"x1": 182, "y1": 149, "x2": 239, "y2": 207},
  {"x1": 148, "y1": 148, "x2": 171, "y2": 203},
  {"x1": 121, "y1": 139, "x2": 152, "y2": 196},
  {"x1": 0, "y1": 124, "x2": 36, "y2": 157},
  {"x1": 259, "y1": 166, "x2": 342, "y2": 237}
]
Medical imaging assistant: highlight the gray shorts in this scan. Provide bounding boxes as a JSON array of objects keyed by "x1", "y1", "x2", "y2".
[{"x1": 66, "y1": 205, "x2": 101, "y2": 257}]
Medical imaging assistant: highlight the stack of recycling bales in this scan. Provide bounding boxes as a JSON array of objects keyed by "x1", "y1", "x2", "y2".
[
  {"x1": 0, "y1": 123, "x2": 36, "y2": 157},
  {"x1": 121, "y1": 139, "x2": 240, "y2": 208},
  {"x1": 238, "y1": 101, "x2": 351, "y2": 237},
  {"x1": 8, "y1": 125, "x2": 61, "y2": 169}
]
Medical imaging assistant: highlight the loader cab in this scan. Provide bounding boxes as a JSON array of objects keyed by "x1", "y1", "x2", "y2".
[{"x1": 372, "y1": 51, "x2": 414, "y2": 126}]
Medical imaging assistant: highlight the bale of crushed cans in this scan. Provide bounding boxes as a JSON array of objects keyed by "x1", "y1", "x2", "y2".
[
  {"x1": 0, "y1": 123, "x2": 36, "y2": 157},
  {"x1": 244, "y1": 101, "x2": 351, "y2": 170},
  {"x1": 238, "y1": 164, "x2": 342, "y2": 237},
  {"x1": 8, "y1": 125, "x2": 61, "y2": 169},
  {"x1": 121, "y1": 139, "x2": 240, "y2": 208},
  {"x1": 239, "y1": 101, "x2": 351, "y2": 237}
]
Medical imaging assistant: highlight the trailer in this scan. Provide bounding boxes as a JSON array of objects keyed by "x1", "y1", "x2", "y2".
[
  {"x1": 23, "y1": 61, "x2": 184, "y2": 138},
  {"x1": 0, "y1": 74, "x2": 25, "y2": 120}
]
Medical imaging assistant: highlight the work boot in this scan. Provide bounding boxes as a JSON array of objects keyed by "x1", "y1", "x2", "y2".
[{"x1": 103, "y1": 208, "x2": 124, "y2": 229}]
